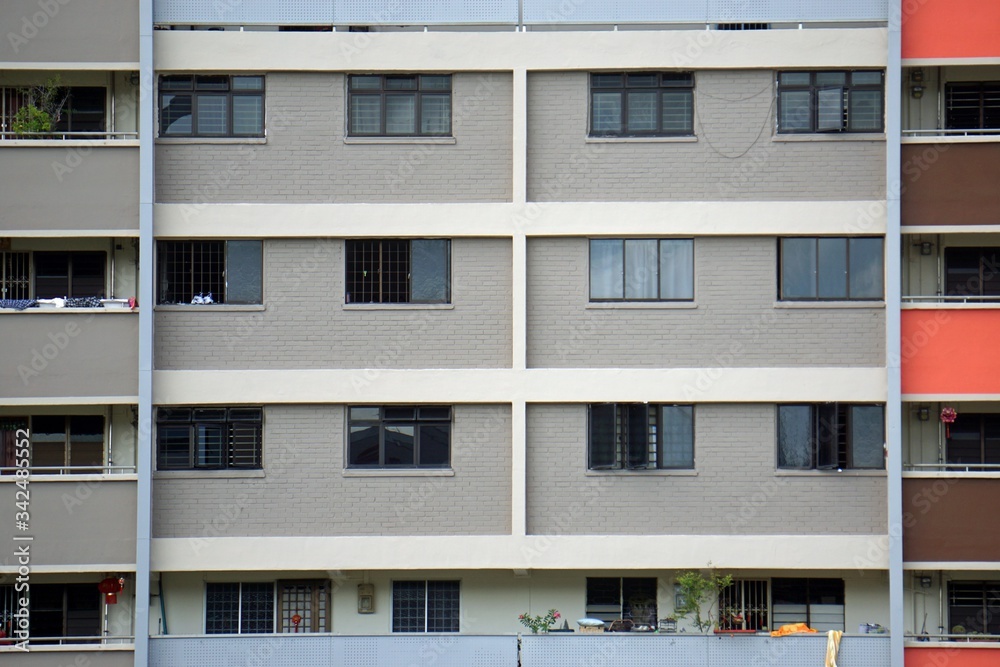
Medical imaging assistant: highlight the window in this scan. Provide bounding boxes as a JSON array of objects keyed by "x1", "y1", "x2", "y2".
[
  {"x1": 348, "y1": 74, "x2": 451, "y2": 137},
  {"x1": 585, "y1": 578, "x2": 657, "y2": 626},
  {"x1": 29, "y1": 415, "x2": 104, "y2": 472},
  {"x1": 946, "y1": 413, "x2": 1000, "y2": 467},
  {"x1": 777, "y1": 71, "x2": 884, "y2": 133},
  {"x1": 588, "y1": 404, "x2": 694, "y2": 470},
  {"x1": 945, "y1": 82, "x2": 1000, "y2": 131},
  {"x1": 159, "y1": 75, "x2": 264, "y2": 137},
  {"x1": 206, "y1": 582, "x2": 274, "y2": 634},
  {"x1": 777, "y1": 404, "x2": 885, "y2": 470},
  {"x1": 590, "y1": 239, "x2": 694, "y2": 301},
  {"x1": 719, "y1": 580, "x2": 769, "y2": 631},
  {"x1": 348, "y1": 406, "x2": 451, "y2": 469},
  {"x1": 779, "y1": 237, "x2": 883, "y2": 301},
  {"x1": 156, "y1": 407, "x2": 263, "y2": 470},
  {"x1": 772, "y1": 578, "x2": 845, "y2": 631},
  {"x1": 33, "y1": 251, "x2": 106, "y2": 298},
  {"x1": 279, "y1": 581, "x2": 330, "y2": 633},
  {"x1": 392, "y1": 581, "x2": 460, "y2": 632},
  {"x1": 590, "y1": 73, "x2": 694, "y2": 137},
  {"x1": 944, "y1": 248, "x2": 1000, "y2": 299},
  {"x1": 1, "y1": 251, "x2": 29, "y2": 300},
  {"x1": 156, "y1": 240, "x2": 262, "y2": 305},
  {"x1": 949, "y1": 582, "x2": 1000, "y2": 635},
  {"x1": 345, "y1": 239, "x2": 450, "y2": 304},
  {"x1": 21, "y1": 583, "x2": 100, "y2": 644}
]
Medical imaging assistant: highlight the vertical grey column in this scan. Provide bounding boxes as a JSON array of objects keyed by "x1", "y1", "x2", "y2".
[
  {"x1": 886, "y1": 1, "x2": 904, "y2": 665},
  {"x1": 135, "y1": 0, "x2": 154, "y2": 663}
]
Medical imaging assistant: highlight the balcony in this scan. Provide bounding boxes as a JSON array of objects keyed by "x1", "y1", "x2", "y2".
[
  {"x1": 149, "y1": 633, "x2": 888, "y2": 667},
  {"x1": 0, "y1": 0, "x2": 138, "y2": 64},
  {"x1": 0, "y1": 310, "x2": 138, "y2": 401},
  {"x1": 0, "y1": 477, "x2": 137, "y2": 567},
  {"x1": 0, "y1": 646, "x2": 134, "y2": 666}
]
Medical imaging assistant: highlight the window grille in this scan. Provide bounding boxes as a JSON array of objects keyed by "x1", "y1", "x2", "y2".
[
  {"x1": 719, "y1": 580, "x2": 769, "y2": 631},
  {"x1": 279, "y1": 581, "x2": 329, "y2": 633},
  {"x1": 0, "y1": 251, "x2": 29, "y2": 300}
]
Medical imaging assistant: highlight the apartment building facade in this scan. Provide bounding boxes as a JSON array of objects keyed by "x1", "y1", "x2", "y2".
[{"x1": 3, "y1": 1, "x2": 990, "y2": 666}]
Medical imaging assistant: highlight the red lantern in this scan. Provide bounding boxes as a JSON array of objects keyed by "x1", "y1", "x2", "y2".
[
  {"x1": 291, "y1": 614, "x2": 302, "y2": 633},
  {"x1": 98, "y1": 577, "x2": 124, "y2": 604}
]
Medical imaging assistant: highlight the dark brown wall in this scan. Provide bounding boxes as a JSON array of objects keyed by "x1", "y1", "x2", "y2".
[
  {"x1": 902, "y1": 144, "x2": 1000, "y2": 226},
  {"x1": 903, "y1": 478, "x2": 1000, "y2": 561}
]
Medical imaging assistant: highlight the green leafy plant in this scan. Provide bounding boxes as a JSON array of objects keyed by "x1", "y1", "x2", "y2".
[
  {"x1": 11, "y1": 76, "x2": 68, "y2": 138},
  {"x1": 674, "y1": 568, "x2": 734, "y2": 633},
  {"x1": 518, "y1": 609, "x2": 560, "y2": 633}
]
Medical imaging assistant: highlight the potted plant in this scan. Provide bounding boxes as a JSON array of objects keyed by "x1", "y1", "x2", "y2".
[
  {"x1": 673, "y1": 568, "x2": 734, "y2": 634},
  {"x1": 518, "y1": 609, "x2": 561, "y2": 634}
]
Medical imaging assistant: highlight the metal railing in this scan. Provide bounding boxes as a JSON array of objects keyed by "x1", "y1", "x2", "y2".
[
  {"x1": 905, "y1": 463, "x2": 1000, "y2": 472},
  {"x1": 152, "y1": 0, "x2": 888, "y2": 27},
  {"x1": 10, "y1": 635, "x2": 135, "y2": 646},
  {"x1": 0, "y1": 465, "x2": 137, "y2": 475},
  {"x1": 902, "y1": 295, "x2": 1000, "y2": 304},
  {"x1": 0, "y1": 131, "x2": 139, "y2": 141},
  {"x1": 907, "y1": 633, "x2": 1000, "y2": 642},
  {"x1": 903, "y1": 128, "x2": 1000, "y2": 138}
]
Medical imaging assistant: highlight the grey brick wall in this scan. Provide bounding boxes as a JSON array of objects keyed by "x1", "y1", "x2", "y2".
[
  {"x1": 155, "y1": 238, "x2": 512, "y2": 370},
  {"x1": 153, "y1": 404, "x2": 512, "y2": 537},
  {"x1": 155, "y1": 73, "x2": 512, "y2": 203},
  {"x1": 526, "y1": 236, "x2": 885, "y2": 368},
  {"x1": 526, "y1": 404, "x2": 886, "y2": 535},
  {"x1": 526, "y1": 71, "x2": 886, "y2": 202}
]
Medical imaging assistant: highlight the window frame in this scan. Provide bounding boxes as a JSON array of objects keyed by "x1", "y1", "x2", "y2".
[
  {"x1": 776, "y1": 70, "x2": 885, "y2": 134},
  {"x1": 347, "y1": 74, "x2": 453, "y2": 138},
  {"x1": 205, "y1": 582, "x2": 276, "y2": 634},
  {"x1": 778, "y1": 236, "x2": 885, "y2": 302},
  {"x1": 948, "y1": 581, "x2": 1000, "y2": 635},
  {"x1": 589, "y1": 72, "x2": 695, "y2": 138},
  {"x1": 19, "y1": 582, "x2": 102, "y2": 644},
  {"x1": 777, "y1": 403, "x2": 885, "y2": 471},
  {"x1": 156, "y1": 407, "x2": 263, "y2": 471},
  {"x1": 277, "y1": 580, "x2": 331, "y2": 633},
  {"x1": 588, "y1": 403, "x2": 695, "y2": 471},
  {"x1": 944, "y1": 413, "x2": 1000, "y2": 467},
  {"x1": 771, "y1": 577, "x2": 845, "y2": 632},
  {"x1": 344, "y1": 239, "x2": 451, "y2": 305},
  {"x1": 158, "y1": 74, "x2": 265, "y2": 138},
  {"x1": 585, "y1": 577, "x2": 658, "y2": 626},
  {"x1": 589, "y1": 238, "x2": 695, "y2": 302},
  {"x1": 944, "y1": 82, "x2": 1000, "y2": 131},
  {"x1": 718, "y1": 579, "x2": 769, "y2": 631},
  {"x1": 31, "y1": 250, "x2": 107, "y2": 299},
  {"x1": 944, "y1": 247, "x2": 1000, "y2": 300},
  {"x1": 347, "y1": 405, "x2": 452, "y2": 469},
  {"x1": 156, "y1": 239, "x2": 263, "y2": 306},
  {"x1": 25, "y1": 414, "x2": 106, "y2": 473},
  {"x1": 391, "y1": 580, "x2": 461, "y2": 633}
]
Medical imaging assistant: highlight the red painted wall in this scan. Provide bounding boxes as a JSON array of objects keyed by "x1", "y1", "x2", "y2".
[
  {"x1": 901, "y1": 309, "x2": 1000, "y2": 395},
  {"x1": 902, "y1": 0, "x2": 1000, "y2": 60},
  {"x1": 906, "y1": 646, "x2": 1000, "y2": 667}
]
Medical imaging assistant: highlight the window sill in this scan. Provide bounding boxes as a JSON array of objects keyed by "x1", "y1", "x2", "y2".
[
  {"x1": 585, "y1": 469, "x2": 697, "y2": 477},
  {"x1": 343, "y1": 136, "x2": 457, "y2": 145},
  {"x1": 586, "y1": 301, "x2": 698, "y2": 310},
  {"x1": 155, "y1": 137, "x2": 267, "y2": 145},
  {"x1": 775, "y1": 469, "x2": 886, "y2": 477},
  {"x1": 153, "y1": 469, "x2": 265, "y2": 479},
  {"x1": 154, "y1": 304, "x2": 265, "y2": 312},
  {"x1": 773, "y1": 301, "x2": 885, "y2": 309},
  {"x1": 343, "y1": 303, "x2": 455, "y2": 311},
  {"x1": 342, "y1": 468, "x2": 455, "y2": 478},
  {"x1": 772, "y1": 133, "x2": 886, "y2": 142},
  {"x1": 585, "y1": 135, "x2": 697, "y2": 143}
]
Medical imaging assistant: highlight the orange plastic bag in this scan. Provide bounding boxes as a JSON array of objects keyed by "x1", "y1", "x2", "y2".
[{"x1": 769, "y1": 623, "x2": 817, "y2": 637}]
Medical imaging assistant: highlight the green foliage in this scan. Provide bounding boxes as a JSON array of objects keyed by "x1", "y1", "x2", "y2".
[
  {"x1": 518, "y1": 609, "x2": 561, "y2": 633},
  {"x1": 12, "y1": 76, "x2": 67, "y2": 138},
  {"x1": 11, "y1": 105, "x2": 51, "y2": 136},
  {"x1": 674, "y1": 568, "x2": 734, "y2": 633}
]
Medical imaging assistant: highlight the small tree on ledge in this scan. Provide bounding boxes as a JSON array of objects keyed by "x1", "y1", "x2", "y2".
[
  {"x1": 11, "y1": 76, "x2": 68, "y2": 138},
  {"x1": 674, "y1": 567, "x2": 734, "y2": 633}
]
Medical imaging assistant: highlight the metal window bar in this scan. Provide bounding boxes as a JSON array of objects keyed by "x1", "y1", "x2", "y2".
[
  {"x1": 345, "y1": 240, "x2": 411, "y2": 304},
  {"x1": 158, "y1": 241, "x2": 225, "y2": 304},
  {"x1": 1, "y1": 251, "x2": 30, "y2": 300},
  {"x1": 279, "y1": 581, "x2": 328, "y2": 633},
  {"x1": 719, "y1": 580, "x2": 769, "y2": 631}
]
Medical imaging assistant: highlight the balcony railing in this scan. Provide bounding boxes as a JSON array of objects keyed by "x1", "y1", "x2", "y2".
[
  {"x1": 0, "y1": 131, "x2": 139, "y2": 141},
  {"x1": 153, "y1": 0, "x2": 888, "y2": 27},
  {"x1": 149, "y1": 633, "x2": 890, "y2": 667},
  {"x1": 903, "y1": 128, "x2": 1000, "y2": 139},
  {"x1": 902, "y1": 295, "x2": 1000, "y2": 305},
  {"x1": 0, "y1": 465, "x2": 136, "y2": 475},
  {"x1": 905, "y1": 463, "x2": 1000, "y2": 473}
]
